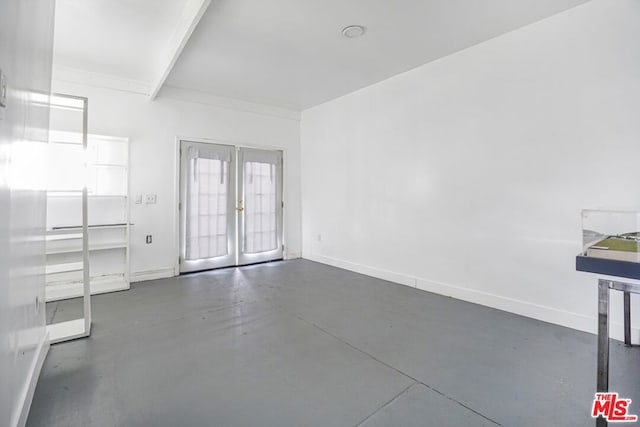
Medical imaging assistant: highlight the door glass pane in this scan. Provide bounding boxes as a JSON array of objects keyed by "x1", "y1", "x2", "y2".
[
  {"x1": 185, "y1": 157, "x2": 229, "y2": 260},
  {"x1": 243, "y1": 161, "x2": 277, "y2": 253}
]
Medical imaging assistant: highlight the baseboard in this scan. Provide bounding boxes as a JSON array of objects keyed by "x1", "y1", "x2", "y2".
[
  {"x1": 305, "y1": 253, "x2": 639, "y2": 343},
  {"x1": 14, "y1": 331, "x2": 49, "y2": 427},
  {"x1": 285, "y1": 252, "x2": 302, "y2": 260},
  {"x1": 308, "y1": 253, "x2": 416, "y2": 288},
  {"x1": 130, "y1": 267, "x2": 176, "y2": 283}
]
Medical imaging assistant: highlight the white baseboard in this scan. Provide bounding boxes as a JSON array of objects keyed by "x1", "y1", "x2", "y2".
[
  {"x1": 14, "y1": 332, "x2": 49, "y2": 427},
  {"x1": 130, "y1": 267, "x2": 176, "y2": 283},
  {"x1": 305, "y1": 253, "x2": 639, "y2": 343},
  {"x1": 312, "y1": 253, "x2": 417, "y2": 288},
  {"x1": 285, "y1": 252, "x2": 302, "y2": 260}
]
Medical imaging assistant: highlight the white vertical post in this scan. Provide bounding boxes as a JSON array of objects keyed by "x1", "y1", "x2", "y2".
[{"x1": 82, "y1": 97, "x2": 91, "y2": 335}]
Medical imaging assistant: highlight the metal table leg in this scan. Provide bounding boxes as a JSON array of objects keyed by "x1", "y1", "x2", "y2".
[
  {"x1": 597, "y1": 279, "x2": 610, "y2": 427},
  {"x1": 624, "y1": 291, "x2": 631, "y2": 346}
]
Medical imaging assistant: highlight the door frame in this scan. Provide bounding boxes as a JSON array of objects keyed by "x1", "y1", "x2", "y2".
[
  {"x1": 178, "y1": 140, "x2": 237, "y2": 273},
  {"x1": 237, "y1": 147, "x2": 284, "y2": 266},
  {"x1": 172, "y1": 136, "x2": 288, "y2": 275}
]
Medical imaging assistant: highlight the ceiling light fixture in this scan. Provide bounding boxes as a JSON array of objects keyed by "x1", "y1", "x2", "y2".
[{"x1": 342, "y1": 25, "x2": 366, "y2": 39}]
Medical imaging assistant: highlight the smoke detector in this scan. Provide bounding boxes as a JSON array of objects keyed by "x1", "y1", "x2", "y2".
[{"x1": 342, "y1": 25, "x2": 366, "y2": 39}]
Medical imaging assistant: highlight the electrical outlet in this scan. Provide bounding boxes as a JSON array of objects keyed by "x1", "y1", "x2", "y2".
[
  {"x1": 135, "y1": 194, "x2": 143, "y2": 204},
  {"x1": 146, "y1": 235, "x2": 152, "y2": 244},
  {"x1": 0, "y1": 68, "x2": 6, "y2": 108},
  {"x1": 145, "y1": 194, "x2": 157, "y2": 204}
]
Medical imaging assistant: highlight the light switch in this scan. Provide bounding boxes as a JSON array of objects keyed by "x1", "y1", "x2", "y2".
[
  {"x1": 145, "y1": 194, "x2": 157, "y2": 204},
  {"x1": 135, "y1": 194, "x2": 143, "y2": 204}
]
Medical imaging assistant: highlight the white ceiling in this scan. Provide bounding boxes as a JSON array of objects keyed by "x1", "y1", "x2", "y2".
[
  {"x1": 164, "y1": 0, "x2": 590, "y2": 110},
  {"x1": 54, "y1": 0, "x2": 590, "y2": 110},
  {"x1": 53, "y1": 0, "x2": 188, "y2": 82}
]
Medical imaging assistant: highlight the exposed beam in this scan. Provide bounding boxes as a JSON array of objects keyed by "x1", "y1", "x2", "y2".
[{"x1": 149, "y1": 0, "x2": 212, "y2": 100}]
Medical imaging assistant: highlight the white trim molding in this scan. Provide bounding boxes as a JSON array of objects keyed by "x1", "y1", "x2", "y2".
[
  {"x1": 53, "y1": 65, "x2": 151, "y2": 95},
  {"x1": 285, "y1": 252, "x2": 302, "y2": 260},
  {"x1": 52, "y1": 66, "x2": 301, "y2": 122},
  {"x1": 130, "y1": 268, "x2": 176, "y2": 283},
  {"x1": 160, "y1": 85, "x2": 301, "y2": 121},
  {"x1": 14, "y1": 333, "x2": 49, "y2": 427},
  {"x1": 305, "y1": 252, "x2": 638, "y2": 344}
]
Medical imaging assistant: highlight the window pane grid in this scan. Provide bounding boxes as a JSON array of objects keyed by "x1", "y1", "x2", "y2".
[
  {"x1": 243, "y1": 161, "x2": 277, "y2": 253},
  {"x1": 185, "y1": 158, "x2": 229, "y2": 260}
]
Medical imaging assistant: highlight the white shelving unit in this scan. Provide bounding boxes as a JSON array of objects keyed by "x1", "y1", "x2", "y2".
[
  {"x1": 45, "y1": 115, "x2": 130, "y2": 303},
  {"x1": 45, "y1": 221, "x2": 131, "y2": 301},
  {"x1": 46, "y1": 93, "x2": 91, "y2": 344}
]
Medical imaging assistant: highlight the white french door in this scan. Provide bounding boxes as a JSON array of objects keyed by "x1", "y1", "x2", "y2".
[
  {"x1": 180, "y1": 141, "x2": 236, "y2": 272},
  {"x1": 237, "y1": 148, "x2": 283, "y2": 265},
  {"x1": 179, "y1": 141, "x2": 283, "y2": 273}
]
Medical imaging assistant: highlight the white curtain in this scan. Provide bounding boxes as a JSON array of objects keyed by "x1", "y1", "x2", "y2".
[
  {"x1": 243, "y1": 150, "x2": 279, "y2": 254},
  {"x1": 185, "y1": 146, "x2": 230, "y2": 260}
]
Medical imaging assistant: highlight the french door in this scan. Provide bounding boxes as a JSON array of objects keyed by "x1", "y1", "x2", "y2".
[
  {"x1": 179, "y1": 141, "x2": 236, "y2": 272},
  {"x1": 179, "y1": 141, "x2": 283, "y2": 273},
  {"x1": 237, "y1": 148, "x2": 284, "y2": 265}
]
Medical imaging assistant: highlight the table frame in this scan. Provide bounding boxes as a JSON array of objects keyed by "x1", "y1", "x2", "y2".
[{"x1": 596, "y1": 278, "x2": 638, "y2": 427}]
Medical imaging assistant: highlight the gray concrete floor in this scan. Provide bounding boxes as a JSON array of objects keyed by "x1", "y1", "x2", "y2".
[{"x1": 29, "y1": 259, "x2": 639, "y2": 426}]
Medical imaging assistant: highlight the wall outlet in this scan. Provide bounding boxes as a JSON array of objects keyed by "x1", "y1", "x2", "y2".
[
  {"x1": 146, "y1": 235, "x2": 152, "y2": 244},
  {"x1": 135, "y1": 194, "x2": 143, "y2": 204},
  {"x1": 145, "y1": 194, "x2": 157, "y2": 204},
  {"x1": 0, "y1": 68, "x2": 7, "y2": 108}
]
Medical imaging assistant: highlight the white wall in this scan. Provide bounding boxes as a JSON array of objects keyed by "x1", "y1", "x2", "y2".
[
  {"x1": 0, "y1": 0, "x2": 55, "y2": 426},
  {"x1": 301, "y1": 0, "x2": 640, "y2": 341},
  {"x1": 51, "y1": 79, "x2": 302, "y2": 280}
]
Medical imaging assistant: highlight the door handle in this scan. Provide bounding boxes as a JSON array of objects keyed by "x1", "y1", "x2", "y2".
[
  {"x1": 236, "y1": 200, "x2": 244, "y2": 211},
  {"x1": 236, "y1": 207, "x2": 244, "y2": 211}
]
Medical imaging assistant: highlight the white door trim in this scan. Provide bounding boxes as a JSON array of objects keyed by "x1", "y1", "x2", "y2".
[{"x1": 173, "y1": 136, "x2": 289, "y2": 274}]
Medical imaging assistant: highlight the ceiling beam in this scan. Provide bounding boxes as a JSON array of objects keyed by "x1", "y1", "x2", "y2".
[{"x1": 149, "y1": 0, "x2": 212, "y2": 100}]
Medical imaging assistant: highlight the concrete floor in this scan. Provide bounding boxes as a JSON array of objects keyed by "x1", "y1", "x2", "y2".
[{"x1": 29, "y1": 259, "x2": 639, "y2": 426}]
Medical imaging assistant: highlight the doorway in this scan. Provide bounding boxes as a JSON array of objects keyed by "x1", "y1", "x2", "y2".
[{"x1": 179, "y1": 140, "x2": 283, "y2": 273}]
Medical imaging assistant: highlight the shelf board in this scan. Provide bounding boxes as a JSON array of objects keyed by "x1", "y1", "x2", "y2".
[
  {"x1": 50, "y1": 223, "x2": 130, "y2": 231},
  {"x1": 47, "y1": 228, "x2": 83, "y2": 235},
  {"x1": 92, "y1": 163, "x2": 127, "y2": 168},
  {"x1": 46, "y1": 276, "x2": 129, "y2": 302},
  {"x1": 48, "y1": 319, "x2": 89, "y2": 344},
  {"x1": 46, "y1": 233, "x2": 83, "y2": 241},
  {"x1": 49, "y1": 140, "x2": 83, "y2": 146},
  {"x1": 47, "y1": 193, "x2": 127, "y2": 198},
  {"x1": 47, "y1": 242, "x2": 127, "y2": 255},
  {"x1": 93, "y1": 242, "x2": 127, "y2": 250},
  {"x1": 46, "y1": 262, "x2": 83, "y2": 274},
  {"x1": 47, "y1": 190, "x2": 83, "y2": 195}
]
